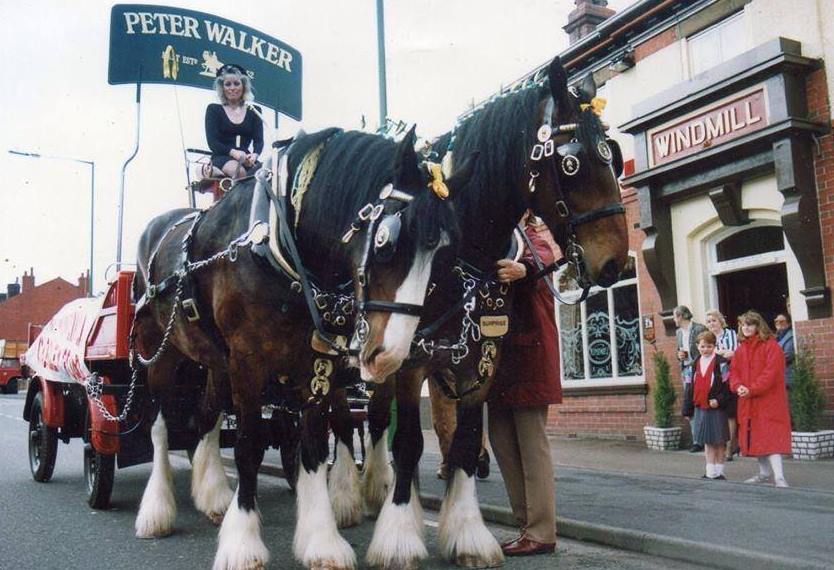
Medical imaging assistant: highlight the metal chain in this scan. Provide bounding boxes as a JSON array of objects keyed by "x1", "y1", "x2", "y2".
[
  {"x1": 83, "y1": 238, "x2": 241, "y2": 423},
  {"x1": 415, "y1": 268, "x2": 481, "y2": 364}
]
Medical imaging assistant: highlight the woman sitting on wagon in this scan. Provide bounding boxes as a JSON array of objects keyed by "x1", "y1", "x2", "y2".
[{"x1": 204, "y1": 63, "x2": 264, "y2": 179}]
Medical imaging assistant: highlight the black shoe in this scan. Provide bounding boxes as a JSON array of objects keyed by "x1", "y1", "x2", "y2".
[
  {"x1": 690, "y1": 444, "x2": 704, "y2": 453},
  {"x1": 476, "y1": 449, "x2": 490, "y2": 479},
  {"x1": 713, "y1": 475, "x2": 727, "y2": 480},
  {"x1": 701, "y1": 474, "x2": 709, "y2": 479}
]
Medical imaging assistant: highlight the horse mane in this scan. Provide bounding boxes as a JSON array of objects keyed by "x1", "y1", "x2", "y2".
[
  {"x1": 433, "y1": 86, "x2": 544, "y2": 222},
  {"x1": 297, "y1": 129, "x2": 458, "y2": 249}
]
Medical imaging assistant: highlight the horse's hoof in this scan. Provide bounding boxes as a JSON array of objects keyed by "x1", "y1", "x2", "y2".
[
  {"x1": 309, "y1": 560, "x2": 354, "y2": 570},
  {"x1": 208, "y1": 511, "x2": 225, "y2": 526},
  {"x1": 455, "y1": 553, "x2": 504, "y2": 568}
]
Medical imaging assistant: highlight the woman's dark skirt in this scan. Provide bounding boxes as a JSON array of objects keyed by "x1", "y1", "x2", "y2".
[{"x1": 694, "y1": 407, "x2": 730, "y2": 445}]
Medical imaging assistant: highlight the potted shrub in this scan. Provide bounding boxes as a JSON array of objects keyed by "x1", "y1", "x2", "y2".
[
  {"x1": 644, "y1": 351, "x2": 682, "y2": 450},
  {"x1": 790, "y1": 350, "x2": 834, "y2": 460}
]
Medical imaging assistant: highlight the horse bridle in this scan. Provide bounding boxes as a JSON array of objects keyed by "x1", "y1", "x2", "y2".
[
  {"x1": 528, "y1": 97, "x2": 625, "y2": 284},
  {"x1": 342, "y1": 183, "x2": 425, "y2": 318}
]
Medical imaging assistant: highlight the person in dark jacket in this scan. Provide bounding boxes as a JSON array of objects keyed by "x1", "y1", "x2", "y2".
[
  {"x1": 682, "y1": 331, "x2": 732, "y2": 480},
  {"x1": 774, "y1": 313, "x2": 795, "y2": 389},
  {"x1": 674, "y1": 305, "x2": 707, "y2": 452},
  {"x1": 204, "y1": 64, "x2": 264, "y2": 179},
  {"x1": 487, "y1": 212, "x2": 560, "y2": 557}
]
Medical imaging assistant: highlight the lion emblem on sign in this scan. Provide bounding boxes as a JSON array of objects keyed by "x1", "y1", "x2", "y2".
[{"x1": 200, "y1": 50, "x2": 224, "y2": 77}]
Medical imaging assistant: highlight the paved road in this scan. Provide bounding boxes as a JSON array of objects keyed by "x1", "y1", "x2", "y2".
[{"x1": 0, "y1": 394, "x2": 706, "y2": 569}]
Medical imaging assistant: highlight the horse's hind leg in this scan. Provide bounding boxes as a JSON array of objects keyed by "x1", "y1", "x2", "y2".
[
  {"x1": 438, "y1": 391, "x2": 503, "y2": 568},
  {"x1": 366, "y1": 372, "x2": 427, "y2": 569},
  {"x1": 214, "y1": 358, "x2": 269, "y2": 570},
  {"x1": 361, "y1": 378, "x2": 394, "y2": 517},
  {"x1": 328, "y1": 387, "x2": 363, "y2": 528},
  {"x1": 294, "y1": 394, "x2": 356, "y2": 569},
  {"x1": 191, "y1": 371, "x2": 234, "y2": 525}
]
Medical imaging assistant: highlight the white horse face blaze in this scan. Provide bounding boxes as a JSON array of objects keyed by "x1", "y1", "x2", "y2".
[{"x1": 359, "y1": 234, "x2": 447, "y2": 382}]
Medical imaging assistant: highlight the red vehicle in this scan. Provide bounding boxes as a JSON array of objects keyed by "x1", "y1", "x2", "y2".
[
  {"x1": 0, "y1": 340, "x2": 26, "y2": 394},
  {"x1": 21, "y1": 271, "x2": 219, "y2": 508}
]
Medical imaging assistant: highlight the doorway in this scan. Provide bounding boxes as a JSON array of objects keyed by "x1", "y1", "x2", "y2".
[{"x1": 716, "y1": 263, "x2": 788, "y2": 329}]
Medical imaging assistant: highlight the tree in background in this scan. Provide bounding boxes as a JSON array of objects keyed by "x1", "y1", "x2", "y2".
[
  {"x1": 790, "y1": 350, "x2": 826, "y2": 432},
  {"x1": 652, "y1": 351, "x2": 676, "y2": 428}
]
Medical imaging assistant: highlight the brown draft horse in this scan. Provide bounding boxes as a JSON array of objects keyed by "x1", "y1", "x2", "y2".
[
  {"x1": 353, "y1": 56, "x2": 630, "y2": 569},
  {"x1": 130, "y1": 127, "x2": 477, "y2": 570}
]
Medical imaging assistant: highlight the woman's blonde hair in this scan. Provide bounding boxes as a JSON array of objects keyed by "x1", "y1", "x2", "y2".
[
  {"x1": 705, "y1": 309, "x2": 728, "y2": 329},
  {"x1": 737, "y1": 310, "x2": 773, "y2": 342},
  {"x1": 214, "y1": 68, "x2": 254, "y2": 106}
]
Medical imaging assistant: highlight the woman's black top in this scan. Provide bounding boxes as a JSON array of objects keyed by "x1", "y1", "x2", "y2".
[{"x1": 205, "y1": 103, "x2": 264, "y2": 166}]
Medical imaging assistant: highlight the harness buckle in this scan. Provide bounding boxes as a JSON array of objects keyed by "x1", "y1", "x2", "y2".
[
  {"x1": 370, "y1": 204, "x2": 384, "y2": 221},
  {"x1": 555, "y1": 200, "x2": 570, "y2": 218},
  {"x1": 181, "y1": 298, "x2": 201, "y2": 322},
  {"x1": 341, "y1": 224, "x2": 360, "y2": 243},
  {"x1": 543, "y1": 139, "x2": 555, "y2": 157},
  {"x1": 358, "y1": 203, "x2": 375, "y2": 221},
  {"x1": 146, "y1": 284, "x2": 157, "y2": 299},
  {"x1": 530, "y1": 143, "x2": 544, "y2": 161}
]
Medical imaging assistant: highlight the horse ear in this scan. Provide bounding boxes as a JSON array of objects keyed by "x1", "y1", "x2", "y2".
[
  {"x1": 445, "y1": 151, "x2": 480, "y2": 196},
  {"x1": 547, "y1": 56, "x2": 573, "y2": 116},
  {"x1": 576, "y1": 73, "x2": 597, "y2": 103},
  {"x1": 394, "y1": 125, "x2": 420, "y2": 186}
]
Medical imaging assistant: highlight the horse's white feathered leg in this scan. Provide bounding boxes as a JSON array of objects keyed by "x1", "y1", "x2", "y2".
[
  {"x1": 192, "y1": 416, "x2": 234, "y2": 525},
  {"x1": 213, "y1": 487, "x2": 269, "y2": 570},
  {"x1": 328, "y1": 441, "x2": 363, "y2": 528},
  {"x1": 366, "y1": 482, "x2": 427, "y2": 569},
  {"x1": 295, "y1": 464, "x2": 356, "y2": 569},
  {"x1": 135, "y1": 415, "x2": 177, "y2": 538},
  {"x1": 361, "y1": 429, "x2": 393, "y2": 517},
  {"x1": 438, "y1": 468, "x2": 504, "y2": 568}
]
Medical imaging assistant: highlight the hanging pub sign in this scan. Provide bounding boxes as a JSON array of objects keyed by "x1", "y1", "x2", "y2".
[
  {"x1": 108, "y1": 4, "x2": 302, "y2": 119},
  {"x1": 647, "y1": 86, "x2": 767, "y2": 168}
]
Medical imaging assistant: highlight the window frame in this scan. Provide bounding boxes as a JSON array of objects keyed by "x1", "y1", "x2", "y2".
[
  {"x1": 686, "y1": 11, "x2": 748, "y2": 78},
  {"x1": 555, "y1": 252, "x2": 646, "y2": 388}
]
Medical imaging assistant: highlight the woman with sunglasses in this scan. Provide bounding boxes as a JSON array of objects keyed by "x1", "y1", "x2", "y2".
[{"x1": 205, "y1": 64, "x2": 264, "y2": 179}]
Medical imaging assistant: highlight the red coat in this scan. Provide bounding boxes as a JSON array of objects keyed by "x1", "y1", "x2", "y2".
[
  {"x1": 489, "y1": 225, "x2": 562, "y2": 408},
  {"x1": 730, "y1": 336, "x2": 792, "y2": 456}
]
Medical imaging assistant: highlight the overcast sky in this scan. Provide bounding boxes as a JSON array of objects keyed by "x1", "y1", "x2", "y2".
[{"x1": 0, "y1": 0, "x2": 635, "y2": 294}]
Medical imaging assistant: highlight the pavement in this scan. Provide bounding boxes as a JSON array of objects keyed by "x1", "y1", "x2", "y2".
[{"x1": 245, "y1": 422, "x2": 834, "y2": 570}]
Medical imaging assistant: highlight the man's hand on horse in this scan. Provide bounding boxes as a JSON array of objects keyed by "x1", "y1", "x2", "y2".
[
  {"x1": 496, "y1": 259, "x2": 526, "y2": 283},
  {"x1": 244, "y1": 153, "x2": 258, "y2": 167}
]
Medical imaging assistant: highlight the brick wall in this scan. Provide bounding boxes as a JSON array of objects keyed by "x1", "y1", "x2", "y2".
[
  {"x1": 795, "y1": 67, "x2": 834, "y2": 425},
  {"x1": 0, "y1": 277, "x2": 87, "y2": 343}
]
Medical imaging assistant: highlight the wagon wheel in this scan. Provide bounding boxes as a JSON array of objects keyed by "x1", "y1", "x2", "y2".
[
  {"x1": 84, "y1": 443, "x2": 115, "y2": 510},
  {"x1": 29, "y1": 391, "x2": 58, "y2": 482}
]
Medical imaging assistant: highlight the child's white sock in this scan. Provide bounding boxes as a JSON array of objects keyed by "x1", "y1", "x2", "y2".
[
  {"x1": 706, "y1": 463, "x2": 715, "y2": 478},
  {"x1": 715, "y1": 463, "x2": 724, "y2": 476},
  {"x1": 769, "y1": 454, "x2": 785, "y2": 480},
  {"x1": 757, "y1": 456, "x2": 772, "y2": 477}
]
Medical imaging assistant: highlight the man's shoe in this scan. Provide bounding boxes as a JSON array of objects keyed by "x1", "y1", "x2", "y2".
[
  {"x1": 689, "y1": 444, "x2": 704, "y2": 452},
  {"x1": 744, "y1": 474, "x2": 770, "y2": 484},
  {"x1": 774, "y1": 477, "x2": 790, "y2": 488},
  {"x1": 476, "y1": 449, "x2": 490, "y2": 479},
  {"x1": 500, "y1": 534, "x2": 525, "y2": 549},
  {"x1": 503, "y1": 536, "x2": 555, "y2": 557},
  {"x1": 712, "y1": 475, "x2": 727, "y2": 480}
]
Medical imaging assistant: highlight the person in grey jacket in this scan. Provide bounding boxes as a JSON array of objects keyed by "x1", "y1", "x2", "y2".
[
  {"x1": 774, "y1": 314, "x2": 795, "y2": 389},
  {"x1": 674, "y1": 305, "x2": 707, "y2": 452}
]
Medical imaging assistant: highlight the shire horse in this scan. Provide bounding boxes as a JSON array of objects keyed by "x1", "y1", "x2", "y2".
[
  {"x1": 356, "y1": 56, "x2": 630, "y2": 569},
  {"x1": 131, "y1": 127, "x2": 476, "y2": 570}
]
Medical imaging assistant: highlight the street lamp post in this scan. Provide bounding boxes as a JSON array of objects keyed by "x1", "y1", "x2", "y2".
[{"x1": 8, "y1": 150, "x2": 95, "y2": 296}]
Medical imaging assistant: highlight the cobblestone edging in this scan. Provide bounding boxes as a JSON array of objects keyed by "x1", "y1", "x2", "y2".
[
  {"x1": 643, "y1": 426, "x2": 682, "y2": 451},
  {"x1": 792, "y1": 430, "x2": 834, "y2": 461}
]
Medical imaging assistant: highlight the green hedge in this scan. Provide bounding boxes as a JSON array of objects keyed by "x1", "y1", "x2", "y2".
[
  {"x1": 652, "y1": 351, "x2": 676, "y2": 428},
  {"x1": 790, "y1": 350, "x2": 826, "y2": 432}
]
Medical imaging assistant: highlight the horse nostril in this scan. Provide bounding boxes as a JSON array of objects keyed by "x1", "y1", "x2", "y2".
[{"x1": 596, "y1": 259, "x2": 620, "y2": 287}]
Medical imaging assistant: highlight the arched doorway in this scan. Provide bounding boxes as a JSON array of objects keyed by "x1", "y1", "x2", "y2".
[{"x1": 709, "y1": 224, "x2": 789, "y2": 328}]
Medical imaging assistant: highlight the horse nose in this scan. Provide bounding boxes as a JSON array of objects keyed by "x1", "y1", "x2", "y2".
[{"x1": 596, "y1": 259, "x2": 621, "y2": 287}]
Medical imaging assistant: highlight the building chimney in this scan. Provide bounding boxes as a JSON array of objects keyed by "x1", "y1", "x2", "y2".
[
  {"x1": 564, "y1": 0, "x2": 616, "y2": 45},
  {"x1": 22, "y1": 268, "x2": 35, "y2": 292},
  {"x1": 78, "y1": 271, "x2": 90, "y2": 296},
  {"x1": 7, "y1": 278, "x2": 21, "y2": 299}
]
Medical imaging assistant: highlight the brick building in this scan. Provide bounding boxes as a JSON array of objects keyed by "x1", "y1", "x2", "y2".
[
  {"x1": 0, "y1": 269, "x2": 89, "y2": 344},
  {"x1": 485, "y1": 0, "x2": 834, "y2": 439}
]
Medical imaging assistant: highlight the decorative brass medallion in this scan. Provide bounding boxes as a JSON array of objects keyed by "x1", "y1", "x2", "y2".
[{"x1": 313, "y1": 358, "x2": 334, "y2": 378}]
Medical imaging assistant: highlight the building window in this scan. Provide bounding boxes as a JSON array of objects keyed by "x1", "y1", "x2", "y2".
[
  {"x1": 556, "y1": 254, "x2": 644, "y2": 384},
  {"x1": 688, "y1": 12, "x2": 748, "y2": 77}
]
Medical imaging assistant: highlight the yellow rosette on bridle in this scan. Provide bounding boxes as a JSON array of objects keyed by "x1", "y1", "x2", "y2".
[
  {"x1": 580, "y1": 96, "x2": 607, "y2": 116},
  {"x1": 426, "y1": 162, "x2": 449, "y2": 200}
]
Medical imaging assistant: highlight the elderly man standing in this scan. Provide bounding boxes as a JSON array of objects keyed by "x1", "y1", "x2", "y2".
[
  {"x1": 675, "y1": 305, "x2": 707, "y2": 452},
  {"x1": 774, "y1": 313, "x2": 795, "y2": 391}
]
